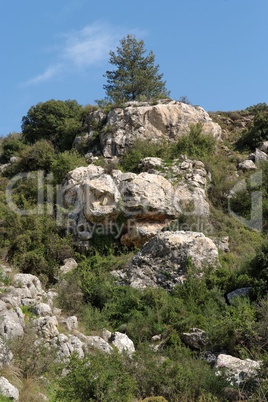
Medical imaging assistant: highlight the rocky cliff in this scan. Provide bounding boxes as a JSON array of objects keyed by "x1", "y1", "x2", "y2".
[{"x1": 81, "y1": 99, "x2": 221, "y2": 157}]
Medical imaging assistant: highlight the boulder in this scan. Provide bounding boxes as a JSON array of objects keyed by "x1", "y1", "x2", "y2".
[
  {"x1": 63, "y1": 158, "x2": 210, "y2": 247},
  {"x1": 216, "y1": 354, "x2": 261, "y2": 387},
  {"x1": 0, "y1": 377, "x2": 19, "y2": 401},
  {"x1": 0, "y1": 305, "x2": 25, "y2": 340},
  {"x1": 60, "y1": 258, "x2": 78, "y2": 274},
  {"x1": 259, "y1": 141, "x2": 268, "y2": 153},
  {"x1": 112, "y1": 231, "x2": 219, "y2": 289},
  {"x1": 0, "y1": 338, "x2": 13, "y2": 367},
  {"x1": 85, "y1": 100, "x2": 221, "y2": 157},
  {"x1": 13, "y1": 273, "x2": 44, "y2": 299},
  {"x1": 107, "y1": 331, "x2": 135, "y2": 356},
  {"x1": 226, "y1": 287, "x2": 252, "y2": 304},
  {"x1": 238, "y1": 160, "x2": 257, "y2": 171},
  {"x1": 182, "y1": 328, "x2": 208, "y2": 350},
  {"x1": 34, "y1": 316, "x2": 59, "y2": 339}
]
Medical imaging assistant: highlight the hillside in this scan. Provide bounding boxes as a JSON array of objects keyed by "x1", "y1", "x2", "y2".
[{"x1": 0, "y1": 99, "x2": 268, "y2": 401}]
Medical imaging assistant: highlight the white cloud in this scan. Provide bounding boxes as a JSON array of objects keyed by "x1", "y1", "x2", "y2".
[
  {"x1": 24, "y1": 22, "x2": 122, "y2": 86},
  {"x1": 25, "y1": 64, "x2": 62, "y2": 85},
  {"x1": 62, "y1": 22, "x2": 118, "y2": 68}
]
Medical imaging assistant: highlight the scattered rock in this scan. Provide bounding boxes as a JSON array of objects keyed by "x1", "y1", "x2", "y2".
[
  {"x1": 226, "y1": 287, "x2": 252, "y2": 304},
  {"x1": 112, "y1": 231, "x2": 219, "y2": 289},
  {"x1": 108, "y1": 331, "x2": 135, "y2": 356},
  {"x1": 238, "y1": 160, "x2": 257, "y2": 171},
  {"x1": 60, "y1": 258, "x2": 78, "y2": 274},
  {"x1": 0, "y1": 376, "x2": 19, "y2": 401},
  {"x1": 182, "y1": 328, "x2": 208, "y2": 350},
  {"x1": 216, "y1": 354, "x2": 261, "y2": 387}
]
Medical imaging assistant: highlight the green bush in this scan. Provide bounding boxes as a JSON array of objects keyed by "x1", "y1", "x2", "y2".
[
  {"x1": 51, "y1": 150, "x2": 87, "y2": 183},
  {"x1": 175, "y1": 123, "x2": 216, "y2": 159},
  {"x1": 22, "y1": 99, "x2": 84, "y2": 152},
  {"x1": 55, "y1": 351, "x2": 137, "y2": 402},
  {"x1": 236, "y1": 104, "x2": 268, "y2": 150}
]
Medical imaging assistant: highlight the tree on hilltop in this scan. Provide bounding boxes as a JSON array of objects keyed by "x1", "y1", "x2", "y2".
[{"x1": 103, "y1": 35, "x2": 170, "y2": 103}]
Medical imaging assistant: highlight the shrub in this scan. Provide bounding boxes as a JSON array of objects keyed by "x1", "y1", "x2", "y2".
[
  {"x1": 22, "y1": 99, "x2": 84, "y2": 152},
  {"x1": 55, "y1": 351, "x2": 137, "y2": 402},
  {"x1": 175, "y1": 123, "x2": 216, "y2": 159}
]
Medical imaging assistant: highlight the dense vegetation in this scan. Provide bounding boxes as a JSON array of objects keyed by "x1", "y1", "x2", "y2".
[{"x1": 1, "y1": 36, "x2": 268, "y2": 401}]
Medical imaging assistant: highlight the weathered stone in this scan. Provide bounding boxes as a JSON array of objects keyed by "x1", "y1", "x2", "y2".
[
  {"x1": 86, "y1": 335, "x2": 113, "y2": 354},
  {"x1": 259, "y1": 141, "x2": 268, "y2": 154},
  {"x1": 32, "y1": 302, "x2": 52, "y2": 317},
  {"x1": 0, "y1": 376, "x2": 19, "y2": 401},
  {"x1": 60, "y1": 258, "x2": 78, "y2": 274},
  {"x1": 182, "y1": 328, "x2": 208, "y2": 350},
  {"x1": 89, "y1": 100, "x2": 221, "y2": 157},
  {"x1": 226, "y1": 287, "x2": 252, "y2": 304},
  {"x1": 238, "y1": 160, "x2": 257, "y2": 171},
  {"x1": 13, "y1": 274, "x2": 44, "y2": 299},
  {"x1": 34, "y1": 316, "x2": 59, "y2": 339},
  {"x1": 216, "y1": 354, "x2": 261, "y2": 387},
  {"x1": 63, "y1": 161, "x2": 210, "y2": 247},
  {"x1": 0, "y1": 306, "x2": 25, "y2": 340},
  {"x1": 0, "y1": 338, "x2": 13, "y2": 367},
  {"x1": 112, "y1": 231, "x2": 219, "y2": 289},
  {"x1": 254, "y1": 148, "x2": 268, "y2": 164},
  {"x1": 108, "y1": 332, "x2": 135, "y2": 356}
]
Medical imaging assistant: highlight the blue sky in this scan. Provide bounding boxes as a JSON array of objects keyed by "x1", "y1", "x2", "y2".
[{"x1": 1, "y1": 0, "x2": 268, "y2": 136}]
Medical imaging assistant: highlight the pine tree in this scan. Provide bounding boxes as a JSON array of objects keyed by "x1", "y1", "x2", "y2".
[{"x1": 103, "y1": 35, "x2": 170, "y2": 103}]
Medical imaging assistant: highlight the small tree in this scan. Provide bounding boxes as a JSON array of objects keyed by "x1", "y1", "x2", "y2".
[
  {"x1": 103, "y1": 35, "x2": 170, "y2": 103},
  {"x1": 21, "y1": 99, "x2": 83, "y2": 152}
]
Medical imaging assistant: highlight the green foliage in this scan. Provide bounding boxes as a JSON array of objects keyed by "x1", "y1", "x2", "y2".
[
  {"x1": 1, "y1": 213, "x2": 74, "y2": 284},
  {"x1": 55, "y1": 351, "x2": 137, "y2": 402},
  {"x1": 50, "y1": 150, "x2": 87, "y2": 183},
  {"x1": 103, "y1": 35, "x2": 170, "y2": 103},
  {"x1": 0, "y1": 132, "x2": 25, "y2": 163},
  {"x1": 175, "y1": 123, "x2": 217, "y2": 159},
  {"x1": 21, "y1": 99, "x2": 83, "y2": 152},
  {"x1": 236, "y1": 103, "x2": 268, "y2": 150},
  {"x1": 119, "y1": 123, "x2": 216, "y2": 173}
]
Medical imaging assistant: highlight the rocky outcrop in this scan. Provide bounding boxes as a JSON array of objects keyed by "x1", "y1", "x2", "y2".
[
  {"x1": 83, "y1": 99, "x2": 221, "y2": 157},
  {"x1": 0, "y1": 376, "x2": 19, "y2": 401},
  {"x1": 112, "y1": 231, "x2": 219, "y2": 289},
  {"x1": 0, "y1": 272, "x2": 136, "y2": 371},
  {"x1": 63, "y1": 157, "x2": 210, "y2": 247},
  {"x1": 216, "y1": 354, "x2": 261, "y2": 387}
]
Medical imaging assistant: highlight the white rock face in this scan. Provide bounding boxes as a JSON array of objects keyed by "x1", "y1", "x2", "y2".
[
  {"x1": 63, "y1": 157, "x2": 210, "y2": 247},
  {"x1": 108, "y1": 332, "x2": 135, "y2": 355},
  {"x1": 86, "y1": 100, "x2": 221, "y2": 157},
  {"x1": 216, "y1": 354, "x2": 261, "y2": 386},
  {"x1": 112, "y1": 231, "x2": 219, "y2": 289},
  {"x1": 0, "y1": 376, "x2": 19, "y2": 401}
]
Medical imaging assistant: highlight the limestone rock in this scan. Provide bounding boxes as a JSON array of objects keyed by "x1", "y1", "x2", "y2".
[
  {"x1": 182, "y1": 328, "x2": 208, "y2": 350},
  {"x1": 13, "y1": 273, "x2": 44, "y2": 299},
  {"x1": 63, "y1": 159, "x2": 210, "y2": 247},
  {"x1": 0, "y1": 338, "x2": 13, "y2": 367},
  {"x1": 34, "y1": 316, "x2": 59, "y2": 339},
  {"x1": 60, "y1": 258, "x2": 78, "y2": 275},
  {"x1": 238, "y1": 160, "x2": 257, "y2": 171},
  {"x1": 112, "y1": 231, "x2": 219, "y2": 289},
  {"x1": 86, "y1": 335, "x2": 113, "y2": 354},
  {"x1": 259, "y1": 141, "x2": 268, "y2": 153},
  {"x1": 85, "y1": 100, "x2": 221, "y2": 157},
  {"x1": 0, "y1": 376, "x2": 19, "y2": 401},
  {"x1": 0, "y1": 305, "x2": 25, "y2": 340},
  {"x1": 216, "y1": 354, "x2": 261, "y2": 387},
  {"x1": 108, "y1": 331, "x2": 135, "y2": 356}
]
